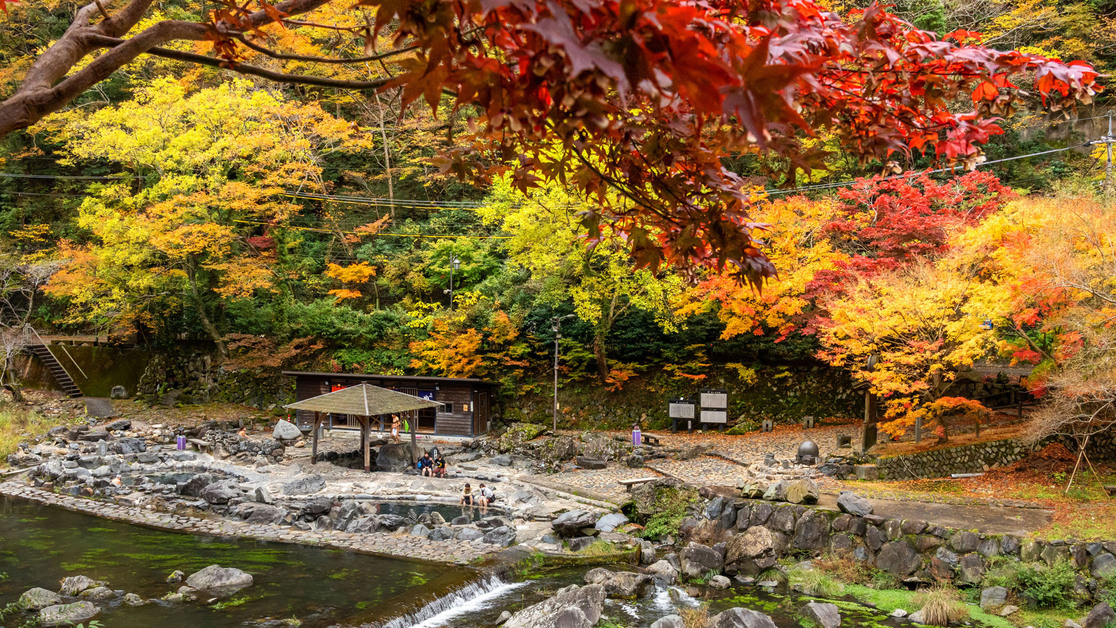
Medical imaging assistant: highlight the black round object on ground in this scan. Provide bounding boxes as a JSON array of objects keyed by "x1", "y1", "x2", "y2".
[{"x1": 797, "y1": 439, "x2": 820, "y2": 465}]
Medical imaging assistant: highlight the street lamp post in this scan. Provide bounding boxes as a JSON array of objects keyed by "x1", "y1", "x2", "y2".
[
  {"x1": 553, "y1": 314, "x2": 574, "y2": 432},
  {"x1": 446, "y1": 255, "x2": 460, "y2": 310}
]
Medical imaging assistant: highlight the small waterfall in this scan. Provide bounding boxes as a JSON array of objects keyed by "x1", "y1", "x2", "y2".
[
  {"x1": 375, "y1": 576, "x2": 527, "y2": 628},
  {"x1": 652, "y1": 583, "x2": 701, "y2": 612}
]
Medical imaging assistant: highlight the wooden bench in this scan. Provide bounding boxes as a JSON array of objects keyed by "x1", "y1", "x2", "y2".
[
  {"x1": 643, "y1": 435, "x2": 660, "y2": 446},
  {"x1": 619, "y1": 477, "x2": 659, "y2": 492},
  {"x1": 1104, "y1": 485, "x2": 1116, "y2": 497}
]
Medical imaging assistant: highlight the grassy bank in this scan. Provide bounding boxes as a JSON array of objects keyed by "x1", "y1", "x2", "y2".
[{"x1": 0, "y1": 404, "x2": 71, "y2": 465}]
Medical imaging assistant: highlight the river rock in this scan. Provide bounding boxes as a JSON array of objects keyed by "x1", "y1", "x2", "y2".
[
  {"x1": 240, "y1": 503, "x2": 286, "y2": 524},
  {"x1": 185, "y1": 565, "x2": 254, "y2": 595},
  {"x1": 576, "y1": 456, "x2": 607, "y2": 469},
  {"x1": 763, "y1": 481, "x2": 787, "y2": 502},
  {"x1": 39, "y1": 601, "x2": 99, "y2": 627},
  {"x1": 483, "y1": 526, "x2": 517, "y2": 547},
  {"x1": 376, "y1": 443, "x2": 412, "y2": 472},
  {"x1": 707, "y1": 607, "x2": 779, "y2": 628},
  {"x1": 456, "y1": 527, "x2": 484, "y2": 541},
  {"x1": 680, "y1": 542, "x2": 723, "y2": 578},
  {"x1": 122, "y1": 593, "x2": 145, "y2": 606},
  {"x1": 710, "y1": 575, "x2": 731, "y2": 589},
  {"x1": 201, "y1": 481, "x2": 240, "y2": 505},
  {"x1": 504, "y1": 583, "x2": 605, "y2": 628},
  {"x1": 802, "y1": 602, "x2": 841, "y2": 628},
  {"x1": 785, "y1": 479, "x2": 819, "y2": 505},
  {"x1": 651, "y1": 616, "x2": 685, "y2": 628},
  {"x1": 283, "y1": 474, "x2": 326, "y2": 495},
  {"x1": 1085, "y1": 602, "x2": 1116, "y2": 628},
  {"x1": 647, "y1": 559, "x2": 679, "y2": 583},
  {"x1": 110, "y1": 385, "x2": 128, "y2": 399},
  {"x1": 595, "y1": 513, "x2": 629, "y2": 533},
  {"x1": 412, "y1": 524, "x2": 431, "y2": 538},
  {"x1": 180, "y1": 473, "x2": 214, "y2": 497},
  {"x1": 837, "y1": 491, "x2": 873, "y2": 516},
  {"x1": 19, "y1": 588, "x2": 62, "y2": 610},
  {"x1": 552, "y1": 510, "x2": 598, "y2": 536},
  {"x1": 59, "y1": 575, "x2": 98, "y2": 596},
  {"x1": 980, "y1": 586, "x2": 1008, "y2": 611},
  {"x1": 377, "y1": 514, "x2": 407, "y2": 531},
  {"x1": 876, "y1": 540, "x2": 921, "y2": 576},
  {"x1": 79, "y1": 586, "x2": 115, "y2": 600},
  {"x1": 584, "y1": 569, "x2": 652, "y2": 598}
]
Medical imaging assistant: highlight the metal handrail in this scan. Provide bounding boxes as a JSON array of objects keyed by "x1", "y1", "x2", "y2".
[{"x1": 24, "y1": 324, "x2": 88, "y2": 381}]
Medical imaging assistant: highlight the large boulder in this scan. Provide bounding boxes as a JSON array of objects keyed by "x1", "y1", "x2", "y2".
[
  {"x1": 504, "y1": 583, "x2": 605, "y2": 628},
  {"x1": 646, "y1": 560, "x2": 679, "y2": 584},
  {"x1": 837, "y1": 491, "x2": 873, "y2": 516},
  {"x1": 376, "y1": 443, "x2": 412, "y2": 472},
  {"x1": 282, "y1": 474, "x2": 325, "y2": 495},
  {"x1": 680, "y1": 542, "x2": 724, "y2": 579},
  {"x1": 201, "y1": 481, "x2": 240, "y2": 505},
  {"x1": 707, "y1": 607, "x2": 779, "y2": 628},
  {"x1": 785, "y1": 479, "x2": 820, "y2": 505},
  {"x1": 980, "y1": 586, "x2": 1008, "y2": 611},
  {"x1": 876, "y1": 541, "x2": 922, "y2": 576},
  {"x1": 180, "y1": 473, "x2": 215, "y2": 498},
  {"x1": 19, "y1": 588, "x2": 62, "y2": 611},
  {"x1": 185, "y1": 565, "x2": 254, "y2": 595},
  {"x1": 58, "y1": 575, "x2": 98, "y2": 597},
  {"x1": 552, "y1": 510, "x2": 599, "y2": 537},
  {"x1": 802, "y1": 602, "x2": 841, "y2": 628},
  {"x1": 236, "y1": 503, "x2": 286, "y2": 525},
  {"x1": 724, "y1": 527, "x2": 782, "y2": 576},
  {"x1": 583, "y1": 569, "x2": 652, "y2": 598},
  {"x1": 272, "y1": 419, "x2": 302, "y2": 441},
  {"x1": 1085, "y1": 603, "x2": 1116, "y2": 628},
  {"x1": 39, "y1": 602, "x2": 99, "y2": 627},
  {"x1": 651, "y1": 616, "x2": 685, "y2": 628},
  {"x1": 483, "y1": 526, "x2": 517, "y2": 547}
]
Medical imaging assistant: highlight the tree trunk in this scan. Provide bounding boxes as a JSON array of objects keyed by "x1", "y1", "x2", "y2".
[
  {"x1": 186, "y1": 264, "x2": 227, "y2": 357},
  {"x1": 594, "y1": 332, "x2": 609, "y2": 380}
]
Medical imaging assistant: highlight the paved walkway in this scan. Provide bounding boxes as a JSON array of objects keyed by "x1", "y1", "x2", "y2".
[{"x1": 0, "y1": 481, "x2": 497, "y2": 565}]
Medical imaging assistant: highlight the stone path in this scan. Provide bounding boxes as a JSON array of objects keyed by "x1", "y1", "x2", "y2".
[{"x1": 0, "y1": 481, "x2": 497, "y2": 565}]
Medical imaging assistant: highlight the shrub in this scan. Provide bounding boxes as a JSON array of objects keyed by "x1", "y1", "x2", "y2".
[
  {"x1": 814, "y1": 554, "x2": 874, "y2": 586},
  {"x1": 981, "y1": 557, "x2": 1024, "y2": 591},
  {"x1": 1017, "y1": 560, "x2": 1079, "y2": 610},
  {"x1": 913, "y1": 586, "x2": 970, "y2": 626}
]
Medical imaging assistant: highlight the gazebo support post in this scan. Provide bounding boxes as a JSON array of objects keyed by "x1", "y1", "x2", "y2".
[
  {"x1": 311, "y1": 411, "x2": 322, "y2": 464},
  {"x1": 361, "y1": 416, "x2": 371, "y2": 472},
  {"x1": 410, "y1": 411, "x2": 419, "y2": 464}
]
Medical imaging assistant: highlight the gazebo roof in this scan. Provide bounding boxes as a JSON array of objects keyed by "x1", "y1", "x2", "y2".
[{"x1": 283, "y1": 383, "x2": 442, "y2": 416}]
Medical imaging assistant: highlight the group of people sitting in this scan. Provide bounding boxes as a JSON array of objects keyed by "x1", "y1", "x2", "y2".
[
  {"x1": 416, "y1": 451, "x2": 447, "y2": 477},
  {"x1": 459, "y1": 482, "x2": 496, "y2": 509}
]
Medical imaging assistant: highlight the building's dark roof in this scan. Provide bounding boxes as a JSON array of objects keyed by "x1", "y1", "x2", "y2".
[
  {"x1": 282, "y1": 371, "x2": 497, "y2": 387},
  {"x1": 283, "y1": 383, "x2": 442, "y2": 415}
]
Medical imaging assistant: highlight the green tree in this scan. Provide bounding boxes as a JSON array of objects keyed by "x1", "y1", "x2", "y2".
[
  {"x1": 479, "y1": 176, "x2": 686, "y2": 379},
  {"x1": 45, "y1": 78, "x2": 363, "y2": 355}
]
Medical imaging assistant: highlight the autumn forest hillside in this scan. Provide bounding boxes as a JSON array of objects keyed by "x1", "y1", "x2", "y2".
[{"x1": 0, "y1": 0, "x2": 1114, "y2": 437}]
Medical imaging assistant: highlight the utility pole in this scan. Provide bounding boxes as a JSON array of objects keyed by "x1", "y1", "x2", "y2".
[
  {"x1": 552, "y1": 314, "x2": 574, "y2": 432},
  {"x1": 445, "y1": 255, "x2": 460, "y2": 310}
]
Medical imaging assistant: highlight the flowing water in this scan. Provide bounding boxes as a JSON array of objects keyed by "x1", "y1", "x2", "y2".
[
  {"x1": 0, "y1": 496, "x2": 468, "y2": 627},
  {"x1": 0, "y1": 495, "x2": 974, "y2": 628}
]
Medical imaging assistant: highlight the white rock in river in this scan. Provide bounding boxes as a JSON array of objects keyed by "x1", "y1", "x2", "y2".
[
  {"x1": 185, "y1": 565, "x2": 254, "y2": 594},
  {"x1": 18, "y1": 588, "x2": 62, "y2": 611},
  {"x1": 39, "y1": 601, "x2": 99, "y2": 627},
  {"x1": 272, "y1": 419, "x2": 302, "y2": 441}
]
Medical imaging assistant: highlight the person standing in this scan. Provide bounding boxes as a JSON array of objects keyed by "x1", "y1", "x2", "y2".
[{"x1": 390, "y1": 414, "x2": 401, "y2": 443}]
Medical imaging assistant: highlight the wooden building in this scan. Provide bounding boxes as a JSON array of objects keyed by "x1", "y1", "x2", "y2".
[{"x1": 282, "y1": 371, "x2": 496, "y2": 437}]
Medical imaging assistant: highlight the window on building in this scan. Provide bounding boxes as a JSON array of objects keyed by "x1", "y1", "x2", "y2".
[{"x1": 439, "y1": 403, "x2": 454, "y2": 414}]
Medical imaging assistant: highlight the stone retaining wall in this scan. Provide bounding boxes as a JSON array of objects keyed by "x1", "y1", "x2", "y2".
[
  {"x1": 0, "y1": 481, "x2": 495, "y2": 566},
  {"x1": 875, "y1": 433, "x2": 1116, "y2": 481},
  {"x1": 693, "y1": 497, "x2": 1116, "y2": 587},
  {"x1": 875, "y1": 439, "x2": 1039, "y2": 480}
]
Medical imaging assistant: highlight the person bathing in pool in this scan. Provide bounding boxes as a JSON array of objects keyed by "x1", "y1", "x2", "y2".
[{"x1": 460, "y1": 482, "x2": 474, "y2": 507}]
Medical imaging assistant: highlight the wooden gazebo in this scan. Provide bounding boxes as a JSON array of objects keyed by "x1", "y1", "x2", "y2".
[{"x1": 282, "y1": 383, "x2": 442, "y2": 471}]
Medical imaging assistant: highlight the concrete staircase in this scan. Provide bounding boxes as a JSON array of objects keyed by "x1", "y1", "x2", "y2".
[{"x1": 27, "y1": 343, "x2": 82, "y2": 398}]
